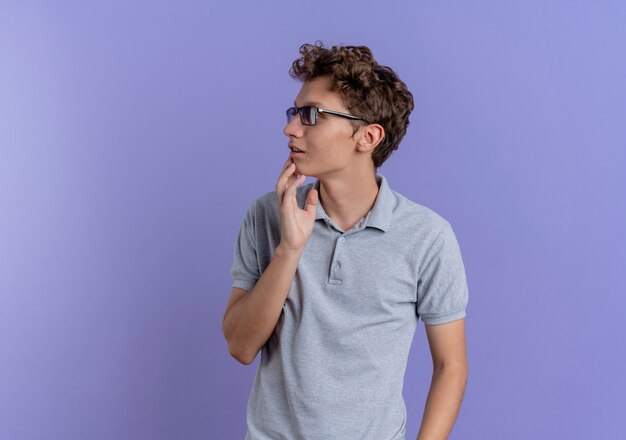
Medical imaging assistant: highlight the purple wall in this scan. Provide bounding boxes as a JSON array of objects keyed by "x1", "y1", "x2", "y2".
[{"x1": 1, "y1": 1, "x2": 625, "y2": 439}]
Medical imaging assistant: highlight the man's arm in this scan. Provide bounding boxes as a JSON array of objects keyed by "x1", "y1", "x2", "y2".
[
  {"x1": 416, "y1": 318, "x2": 468, "y2": 440},
  {"x1": 222, "y1": 159, "x2": 318, "y2": 365},
  {"x1": 222, "y1": 246, "x2": 302, "y2": 365}
]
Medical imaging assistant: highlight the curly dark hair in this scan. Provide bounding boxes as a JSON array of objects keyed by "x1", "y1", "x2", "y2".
[{"x1": 289, "y1": 42, "x2": 414, "y2": 168}]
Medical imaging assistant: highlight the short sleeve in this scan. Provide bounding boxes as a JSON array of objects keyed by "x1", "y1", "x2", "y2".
[
  {"x1": 416, "y1": 222, "x2": 468, "y2": 325},
  {"x1": 230, "y1": 202, "x2": 261, "y2": 292}
]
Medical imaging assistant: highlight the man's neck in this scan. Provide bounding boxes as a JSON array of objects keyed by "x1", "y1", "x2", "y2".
[{"x1": 318, "y1": 169, "x2": 380, "y2": 232}]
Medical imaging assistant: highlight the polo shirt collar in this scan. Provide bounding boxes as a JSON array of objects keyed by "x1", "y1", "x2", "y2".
[{"x1": 313, "y1": 174, "x2": 394, "y2": 232}]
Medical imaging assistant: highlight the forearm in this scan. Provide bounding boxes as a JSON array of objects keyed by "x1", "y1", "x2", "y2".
[
  {"x1": 416, "y1": 365, "x2": 468, "y2": 440},
  {"x1": 223, "y1": 245, "x2": 302, "y2": 364}
]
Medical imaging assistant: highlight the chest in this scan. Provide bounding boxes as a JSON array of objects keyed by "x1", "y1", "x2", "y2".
[{"x1": 289, "y1": 224, "x2": 420, "y2": 320}]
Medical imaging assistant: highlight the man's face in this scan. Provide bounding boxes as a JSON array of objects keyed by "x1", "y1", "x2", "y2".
[{"x1": 283, "y1": 76, "x2": 362, "y2": 179}]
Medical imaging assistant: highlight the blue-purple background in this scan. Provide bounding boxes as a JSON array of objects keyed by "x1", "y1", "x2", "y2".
[{"x1": 1, "y1": 1, "x2": 625, "y2": 439}]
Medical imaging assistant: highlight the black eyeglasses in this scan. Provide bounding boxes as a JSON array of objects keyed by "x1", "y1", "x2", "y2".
[{"x1": 286, "y1": 105, "x2": 367, "y2": 126}]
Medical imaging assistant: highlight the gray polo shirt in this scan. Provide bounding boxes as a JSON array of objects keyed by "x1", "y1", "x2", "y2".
[{"x1": 231, "y1": 175, "x2": 468, "y2": 440}]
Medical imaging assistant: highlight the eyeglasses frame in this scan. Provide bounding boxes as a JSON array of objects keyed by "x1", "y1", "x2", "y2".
[{"x1": 286, "y1": 105, "x2": 367, "y2": 126}]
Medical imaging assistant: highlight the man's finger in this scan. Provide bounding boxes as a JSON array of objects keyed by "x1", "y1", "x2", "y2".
[
  {"x1": 280, "y1": 173, "x2": 299, "y2": 202},
  {"x1": 284, "y1": 174, "x2": 305, "y2": 201},
  {"x1": 305, "y1": 187, "x2": 318, "y2": 215},
  {"x1": 279, "y1": 157, "x2": 293, "y2": 174},
  {"x1": 276, "y1": 162, "x2": 296, "y2": 198}
]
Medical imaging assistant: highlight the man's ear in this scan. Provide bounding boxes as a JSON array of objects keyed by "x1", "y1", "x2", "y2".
[{"x1": 356, "y1": 124, "x2": 385, "y2": 153}]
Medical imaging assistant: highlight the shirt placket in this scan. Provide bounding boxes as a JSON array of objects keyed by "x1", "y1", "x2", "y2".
[
  {"x1": 328, "y1": 234, "x2": 346, "y2": 285},
  {"x1": 326, "y1": 216, "x2": 367, "y2": 285}
]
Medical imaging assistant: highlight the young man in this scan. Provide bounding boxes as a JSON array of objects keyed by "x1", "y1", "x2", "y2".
[{"x1": 223, "y1": 43, "x2": 469, "y2": 440}]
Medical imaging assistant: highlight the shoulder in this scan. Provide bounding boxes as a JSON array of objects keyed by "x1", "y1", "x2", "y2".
[
  {"x1": 250, "y1": 190, "x2": 277, "y2": 213},
  {"x1": 242, "y1": 190, "x2": 277, "y2": 228},
  {"x1": 390, "y1": 189, "x2": 451, "y2": 235},
  {"x1": 388, "y1": 191, "x2": 465, "y2": 282}
]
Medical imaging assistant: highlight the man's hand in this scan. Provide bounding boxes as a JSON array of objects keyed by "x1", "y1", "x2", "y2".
[
  {"x1": 222, "y1": 160, "x2": 318, "y2": 364},
  {"x1": 275, "y1": 158, "x2": 319, "y2": 252}
]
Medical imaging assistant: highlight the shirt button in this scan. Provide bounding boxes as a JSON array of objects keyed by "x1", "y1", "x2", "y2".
[{"x1": 339, "y1": 237, "x2": 345, "y2": 243}]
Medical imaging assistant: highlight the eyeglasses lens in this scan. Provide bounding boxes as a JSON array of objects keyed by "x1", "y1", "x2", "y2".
[
  {"x1": 301, "y1": 107, "x2": 315, "y2": 125},
  {"x1": 286, "y1": 107, "x2": 297, "y2": 124},
  {"x1": 286, "y1": 106, "x2": 317, "y2": 126}
]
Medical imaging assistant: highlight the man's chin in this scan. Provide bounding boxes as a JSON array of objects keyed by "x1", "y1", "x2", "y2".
[{"x1": 294, "y1": 165, "x2": 314, "y2": 178}]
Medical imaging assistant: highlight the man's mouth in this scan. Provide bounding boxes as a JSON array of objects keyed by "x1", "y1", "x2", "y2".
[{"x1": 290, "y1": 146, "x2": 304, "y2": 153}]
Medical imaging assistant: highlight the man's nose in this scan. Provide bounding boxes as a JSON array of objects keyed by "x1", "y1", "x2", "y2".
[{"x1": 283, "y1": 116, "x2": 304, "y2": 138}]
